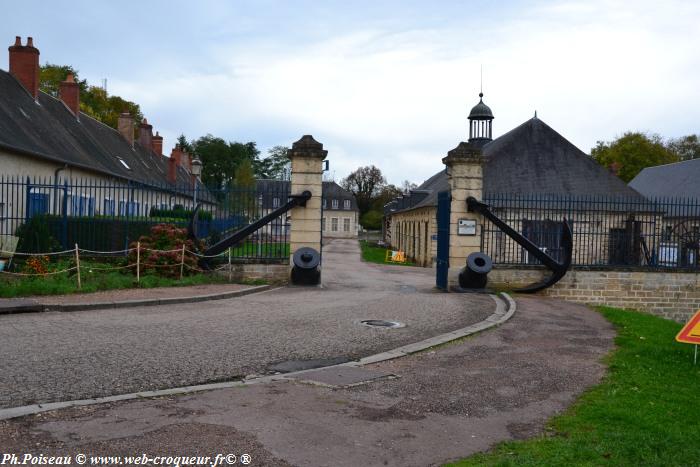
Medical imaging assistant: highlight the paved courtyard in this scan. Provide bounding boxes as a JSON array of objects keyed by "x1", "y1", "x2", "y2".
[{"x1": 0, "y1": 239, "x2": 494, "y2": 409}]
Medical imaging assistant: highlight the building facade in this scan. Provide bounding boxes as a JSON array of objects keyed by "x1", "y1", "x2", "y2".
[
  {"x1": 257, "y1": 180, "x2": 359, "y2": 239},
  {"x1": 0, "y1": 37, "x2": 205, "y2": 242},
  {"x1": 384, "y1": 93, "x2": 646, "y2": 267}
]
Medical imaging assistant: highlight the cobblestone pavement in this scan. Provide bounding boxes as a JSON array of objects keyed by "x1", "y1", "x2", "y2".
[
  {"x1": 1, "y1": 296, "x2": 615, "y2": 466},
  {"x1": 0, "y1": 239, "x2": 494, "y2": 409}
]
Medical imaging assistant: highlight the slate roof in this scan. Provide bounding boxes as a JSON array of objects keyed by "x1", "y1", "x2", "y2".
[
  {"x1": 629, "y1": 159, "x2": 700, "y2": 199},
  {"x1": 0, "y1": 69, "x2": 193, "y2": 188},
  {"x1": 255, "y1": 179, "x2": 359, "y2": 210},
  {"x1": 389, "y1": 117, "x2": 645, "y2": 215}
]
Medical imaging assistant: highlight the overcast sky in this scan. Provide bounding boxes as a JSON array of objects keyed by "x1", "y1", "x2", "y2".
[{"x1": 4, "y1": 0, "x2": 699, "y2": 185}]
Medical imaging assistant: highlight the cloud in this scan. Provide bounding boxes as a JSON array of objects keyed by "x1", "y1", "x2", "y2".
[{"x1": 96, "y1": 0, "x2": 700, "y2": 185}]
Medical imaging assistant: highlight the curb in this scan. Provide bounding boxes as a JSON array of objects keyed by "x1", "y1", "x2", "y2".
[
  {"x1": 0, "y1": 292, "x2": 516, "y2": 421},
  {"x1": 0, "y1": 285, "x2": 273, "y2": 315}
]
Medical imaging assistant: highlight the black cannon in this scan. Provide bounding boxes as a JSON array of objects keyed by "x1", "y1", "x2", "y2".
[
  {"x1": 458, "y1": 252, "x2": 493, "y2": 289},
  {"x1": 291, "y1": 247, "x2": 321, "y2": 285}
]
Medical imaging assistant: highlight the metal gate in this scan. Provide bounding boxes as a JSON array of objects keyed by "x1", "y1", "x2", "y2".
[{"x1": 436, "y1": 190, "x2": 450, "y2": 289}]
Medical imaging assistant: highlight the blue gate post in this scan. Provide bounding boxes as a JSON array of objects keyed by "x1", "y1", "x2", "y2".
[
  {"x1": 61, "y1": 180, "x2": 68, "y2": 249},
  {"x1": 441, "y1": 141, "x2": 485, "y2": 289},
  {"x1": 24, "y1": 176, "x2": 31, "y2": 222},
  {"x1": 436, "y1": 191, "x2": 451, "y2": 289}
]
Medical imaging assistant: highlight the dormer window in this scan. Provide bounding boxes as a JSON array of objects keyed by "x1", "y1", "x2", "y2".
[{"x1": 332, "y1": 199, "x2": 339, "y2": 209}]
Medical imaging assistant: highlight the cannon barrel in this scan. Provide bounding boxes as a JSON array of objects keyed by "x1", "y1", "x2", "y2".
[
  {"x1": 458, "y1": 252, "x2": 493, "y2": 289},
  {"x1": 291, "y1": 247, "x2": 321, "y2": 285}
]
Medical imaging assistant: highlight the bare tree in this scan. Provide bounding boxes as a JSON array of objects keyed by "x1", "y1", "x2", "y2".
[{"x1": 341, "y1": 165, "x2": 387, "y2": 215}]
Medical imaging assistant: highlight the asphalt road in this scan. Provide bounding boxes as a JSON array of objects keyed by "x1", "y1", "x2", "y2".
[
  {"x1": 0, "y1": 239, "x2": 494, "y2": 409},
  {"x1": 1, "y1": 296, "x2": 615, "y2": 467}
]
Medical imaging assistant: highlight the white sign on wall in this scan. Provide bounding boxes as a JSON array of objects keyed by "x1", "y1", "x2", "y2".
[{"x1": 458, "y1": 219, "x2": 477, "y2": 236}]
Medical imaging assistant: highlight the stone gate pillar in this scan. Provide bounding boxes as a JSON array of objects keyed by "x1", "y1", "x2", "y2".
[
  {"x1": 442, "y1": 141, "x2": 485, "y2": 287},
  {"x1": 287, "y1": 135, "x2": 327, "y2": 275}
]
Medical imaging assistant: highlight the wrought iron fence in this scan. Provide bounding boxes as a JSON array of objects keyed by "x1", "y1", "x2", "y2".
[
  {"x1": 0, "y1": 175, "x2": 290, "y2": 261},
  {"x1": 481, "y1": 193, "x2": 700, "y2": 270}
]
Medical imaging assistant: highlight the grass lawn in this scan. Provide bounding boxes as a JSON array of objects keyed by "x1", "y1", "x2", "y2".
[
  {"x1": 446, "y1": 307, "x2": 700, "y2": 466},
  {"x1": 359, "y1": 240, "x2": 416, "y2": 266}
]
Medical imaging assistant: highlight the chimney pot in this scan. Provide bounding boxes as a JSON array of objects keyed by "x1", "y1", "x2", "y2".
[
  {"x1": 26, "y1": 37, "x2": 33, "y2": 47},
  {"x1": 14, "y1": 36, "x2": 20, "y2": 46}
]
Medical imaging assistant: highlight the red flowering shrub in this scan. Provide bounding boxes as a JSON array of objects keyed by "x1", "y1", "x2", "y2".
[
  {"x1": 128, "y1": 224, "x2": 202, "y2": 278},
  {"x1": 23, "y1": 256, "x2": 50, "y2": 275}
]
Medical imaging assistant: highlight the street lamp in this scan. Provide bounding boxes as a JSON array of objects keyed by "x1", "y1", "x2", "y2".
[{"x1": 191, "y1": 157, "x2": 203, "y2": 208}]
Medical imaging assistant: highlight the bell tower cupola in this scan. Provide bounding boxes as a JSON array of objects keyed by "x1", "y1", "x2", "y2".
[{"x1": 468, "y1": 92, "x2": 494, "y2": 146}]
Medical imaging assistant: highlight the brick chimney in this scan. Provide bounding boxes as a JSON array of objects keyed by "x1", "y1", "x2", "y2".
[
  {"x1": 168, "y1": 146, "x2": 180, "y2": 184},
  {"x1": 8, "y1": 36, "x2": 40, "y2": 100},
  {"x1": 59, "y1": 73, "x2": 80, "y2": 117},
  {"x1": 137, "y1": 118, "x2": 153, "y2": 149},
  {"x1": 118, "y1": 112, "x2": 134, "y2": 146},
  {"x1": 171, "y1": 144, "x2": 183, "y2": 166},
  {"x1": 152, "y1": 131, "x2": 163, "y2": 156}
]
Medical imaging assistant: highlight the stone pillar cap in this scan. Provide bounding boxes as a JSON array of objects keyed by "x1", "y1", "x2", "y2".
[
  {"x1": 442, "y1": 141, "x2": 484, "y2": 166},
  {"x1": 288, "y1": 135, "x2": 328, "y2": 160}
]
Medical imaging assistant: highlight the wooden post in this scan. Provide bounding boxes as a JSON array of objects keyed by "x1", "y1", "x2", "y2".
[
  {"x1": 179, "y1": 243, "x2": 185, "y2": 280},
  {"x1": 74, "y1": 243, "x2": 81, "y2": 290},
  {"x1": 228, "y1": 247, "x2": 232, "y2": 282},
  {"x1": 136, "y1": 241, "x2": 140, "y2": 283}
]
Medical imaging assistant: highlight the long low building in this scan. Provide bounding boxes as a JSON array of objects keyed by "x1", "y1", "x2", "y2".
[
  {"x1": 0, "y1": 36, "x2": 202, "y2": 217},
  {"x1": 384, "y1": 92, "x2": 647, "y2": 267}
]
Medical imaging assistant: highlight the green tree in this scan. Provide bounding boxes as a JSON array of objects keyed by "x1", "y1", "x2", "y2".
[
  {"x1": 177, "y1": 134, "x2": 194, "y2": 154},
  {"x1": 192, "y1": 135, "x2": 260, "y2": 188},
  {"x1": 360, "y1": 210, "x2": 384, "y2": 230},
  {"x1": 371, "y1": 184, "x2": 402, "y2": 212},
  {"x1": 39, "y1": 63, "x2": 86, "y2": 96},
  {"x1": 39, "y1": 63, "x2": 143, "y2": 129},
  {"x1": 667, "y1": 134, "x2": 700, "y2": 161},
  {"x1": 341, "y1": 165, "x2": 387, "y2": 216},
  {"x1": 591, "y1": 132, "x2": 678, "y2": 182},
  {"x1": 255, "y1": 145, "x2": 290, "y2": 179}
]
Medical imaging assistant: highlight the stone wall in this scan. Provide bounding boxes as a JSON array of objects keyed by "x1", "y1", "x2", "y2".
[
  {"x1": 219, "y1": 261, "x2": 289, "y2": 285},
  {"x1": 489, "y1": 266, "x2": 700, "y2": 322}
]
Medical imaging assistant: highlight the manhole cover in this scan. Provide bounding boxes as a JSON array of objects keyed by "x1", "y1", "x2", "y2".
[{"x1": 360, "y1": 319, "x2": 405, "y2": 329}]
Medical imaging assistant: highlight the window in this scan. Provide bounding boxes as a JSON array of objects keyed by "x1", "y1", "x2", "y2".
[
  {"x1": 321, "y1": 217, "x2": 326, "y2": 231},
  {"x1": 104, "y1": 198, "x2": 115, "y2": 216},
  {"x1": 343, "y1": 218, "x2": 350, "y2": 232},
  {"x1": 522, "y1": 220, "x2": 565, "y2": 264},
  {"x1": 28, "y1": 190, "x2": 49, "y2": 218},
  {"x1": 118, "y1": 201, "x2": 139, "y2": 216},
  {"x1": 0, "y1": 202, "x2": 4, "y2": 219},
  {"x1": 332, "y1": 199, "x2": 339, "y2": 209},
  {"x1": 322, "y1": 199, "x2": 327, "y2": 209},
  {"x1": 272, "y1": 197, "x2": 280, "y2": 208},
  {"x1": 331, "y1": 218, "x2": 338, "y2": 232},
  {"x1": 343, "y1": 199, "x2": 351, "y2": 210}
]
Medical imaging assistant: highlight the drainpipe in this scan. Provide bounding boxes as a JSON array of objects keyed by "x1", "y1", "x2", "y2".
[{"x1": 53, "y1": 164, "x2": 68, "y2": 214}]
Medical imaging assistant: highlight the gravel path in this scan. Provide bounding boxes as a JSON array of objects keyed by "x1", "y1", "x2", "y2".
[
  {"x1": 0, "y1": 296, "x2": 615, "y2": 466},
  {"x1": 0, "y1": 239, "x2": 494, "y2": 409}
]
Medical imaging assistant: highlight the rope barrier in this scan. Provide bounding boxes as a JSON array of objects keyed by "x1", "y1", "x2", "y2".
[
  {"x1": 83, "y1": 264, "x2": 136, "y2": 271},
  {"x1": 184, "y1": 248, "x2": 227, "y2": 258},
  {"x1": 0, "y1": 266, "x2": 78, "y2": 276},
  {"x1": 0, "y1": 249, "x2": 74, "y2": 257},
  {"x1": 78, "y1": 248, "x2": 136, "y2": 254}
]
